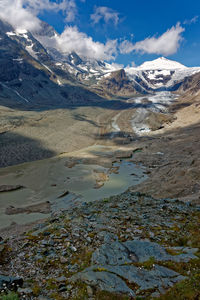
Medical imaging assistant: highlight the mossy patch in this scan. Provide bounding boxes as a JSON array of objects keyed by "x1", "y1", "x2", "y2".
[
  {"x1": 0, "y1": 292, "x2": 19, "y2": 300},
  {"x1": 95, "y1": 290, "x2": 130, "y2": 300}
]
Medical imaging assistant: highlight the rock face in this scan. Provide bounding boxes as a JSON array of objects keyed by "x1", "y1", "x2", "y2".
[
  {"x1": 177, "y1": 71, "x2": 200, "y2": 96},
  {"x1": 71, "y1": 269, "x2": 136, "y2": 297},
  {"x1": 92, "y1": 240, "x2": 196, "y2": 265},
  {"x1": 96, "y1": 69, "x2": 141, "y2": 98},
  {"x1": 70, "y1": 239, "x2": 195, "y2": 296},
  {"x1": 71, "y1": 264, "x2": 185, "y2": 296}
]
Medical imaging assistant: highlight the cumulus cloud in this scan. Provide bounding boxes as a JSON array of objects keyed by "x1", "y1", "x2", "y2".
[
  {"x1": 91, "y1": 6, "x2": 120, "y2": 25},
  {"x1": 119, "y1": 23, "x2": 185, "y2": 56},
  {"x1": 0, "y1": 0, "x2": 41, "y2": 31},
  {"x1": 0, "y1": 0, "x2": 118, "y2": 60},
  {"x1": 0, "y1": 0, "x2": 77, "y2": 31},
  {"x1": 110, "y1": 62, "x2": 124, "y2": 69},
  {"x1": 40, "y1": 26, "x2": 118, "y2": 60},
  {"x1": 0, "y1": 1, "x2": 186, "y2": 61}
]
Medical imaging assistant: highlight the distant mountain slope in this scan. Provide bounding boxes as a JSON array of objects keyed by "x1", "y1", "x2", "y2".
[
  {"x1": 178, "y1": 71, "x2": 200, "y2": 96},
  {"x1": 0, "y1": 18, "x2": 200, "y2": 109},
  {"x1": 171, "y1": 71, "x2": 200, "y2": 113},
  {"x1": 94, "y1": 69, "x2": 146, "y2": 98},
  {"x1": 0, "y1": 19, "x2": 102, "y2": 109}
]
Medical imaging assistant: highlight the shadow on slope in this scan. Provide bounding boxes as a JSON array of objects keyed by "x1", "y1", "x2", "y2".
[{"x1": 0, "y1": 132, "x2": 55, "y2": 168}]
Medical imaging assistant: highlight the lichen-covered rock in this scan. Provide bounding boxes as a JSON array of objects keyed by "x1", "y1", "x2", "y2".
[
  {"x1": 70, "y1": 269, "x2": 135, "y2": 297},
  {"x1": 92, "y1": 240, "x2": 197, "y2": 266},
  {"x1": 94, "y1": 264, "x2": 185, "y2": 291}
]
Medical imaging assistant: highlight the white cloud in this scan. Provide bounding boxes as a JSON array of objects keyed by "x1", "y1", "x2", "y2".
[
  {"x1": 0, "y1": 0, "x2": 77, "y2": 31},
  {"x1": 0, "y1": 0, "x2": 118, "y2": 60},
  {"x1": 119, "y1": 40, "x2": 135, "y2": 54},
  {"x1": 40, "y1": 26, "x2": 118, "y2": 60},
  {"x1": 0, "y1": 1, "x2": 186, "y2": 61},
  {"x1": 0, "y1": 0, "x2": 40, "y2": 31},
  {"x1": 119, "y1": 23, "x2": 185, "y2": 56},
  {"x1": 184, "y1": 16, "x2": 199, "y2": 25},
  {"x1": 110, "y1": 62, "x2": 124, "y2": 69},
  {"x1": 91, "y1": 6, "x2": 120, "y2": 25}
]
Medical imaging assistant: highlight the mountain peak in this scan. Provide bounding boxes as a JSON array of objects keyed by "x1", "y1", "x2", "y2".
[{"x1": 137, "y1": 57, "x2": 187, "y2": 70}]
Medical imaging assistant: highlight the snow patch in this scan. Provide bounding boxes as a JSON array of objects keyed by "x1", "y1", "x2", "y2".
[
  {"x1": 41, "y1": 63, "x2": 53, "y2": 73},
  {"x1": 6, "y1": 31, "x2": 16, "y2": 36},
  {"x1": 0, "y1": 82, "x2": 30, "y2": 103},
  {"x1": 137, "y1": 57, "x2": 187, "y2": 70}
]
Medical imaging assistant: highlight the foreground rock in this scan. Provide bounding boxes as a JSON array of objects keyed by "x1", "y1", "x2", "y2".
[
  {"x1": 71, "y1": 264, "x2": 185, "y2": 296},
  {"x1": 92, "y1": 240, "x2": 197, "y2": 265},
  {"x1": 70, "y1": 240, "x2": 192, "y2": 296},
  {"x1": 1, "y1": 191, "x2": 200, "y2": 299}
]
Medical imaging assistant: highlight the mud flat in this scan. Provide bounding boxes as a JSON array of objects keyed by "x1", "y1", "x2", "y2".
[{"x1": 0, "y1": 145, "x2": 147, "y2": 231}]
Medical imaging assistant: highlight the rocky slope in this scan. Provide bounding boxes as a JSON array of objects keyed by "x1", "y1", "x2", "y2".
[
  {"x1": 92, "y1": 69, "x2": 144, "y2": 98},
  {"x1": 177, "y1": 71, "x2": 200, "y2": 98},
  {"x1": 0, "y1": 190, "x2": 199, "y2": 299},
  {"x1": 0, "y1": 20, "x2": 102, "y2": 109}
]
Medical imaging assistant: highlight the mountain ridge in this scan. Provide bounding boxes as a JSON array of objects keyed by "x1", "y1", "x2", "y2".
[{"x1": 0, "y1": 18, "x2": 200, "y2": 107}]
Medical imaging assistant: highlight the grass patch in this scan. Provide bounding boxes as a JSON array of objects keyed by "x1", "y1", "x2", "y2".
[
  {"x1": 96, "y1": 290, "x2": 130, "y2": 300},
  {"x1": 0, "y1": 292, "x2": 19, "y2": 300},
  {"x1": 158, "y1": 276, "x2": 200, "y2": 300}
]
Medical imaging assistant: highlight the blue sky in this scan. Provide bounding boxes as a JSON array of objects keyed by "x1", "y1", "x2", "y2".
[{"x1": 1, "y1": 0, "x2": 200, "y2": 67}]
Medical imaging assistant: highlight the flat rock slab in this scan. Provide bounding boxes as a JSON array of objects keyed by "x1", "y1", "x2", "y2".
[
  {"x1": 72, "y1": 264, "x2": 186, "y2": 294},
  {"x1": 71, "y1": 240, "x2": 197, "y2": 297},
  {"x1": 96, "y1": 264, "x2": 185, "y2": 292},
  {"x1": 92, "y1": 240, "x2": 197, "y2": 265},
  {"x1": 70, "y1": 269, "x2": 135, "y2": 297}
]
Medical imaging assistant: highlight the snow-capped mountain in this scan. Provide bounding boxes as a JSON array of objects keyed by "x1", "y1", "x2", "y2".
[
  {"x1": 53, "y1": 52, "x2": 121, "y2": 83},
  {"x1": 0, "y1": 19, "x2": 101, "y2": 108},
  {"x1": 125, "y1": 57, "x2": 200, "y2": 91},
  {"x1": 137, "y1": 57, "x2": 186, "y2": 70},
  {"x1": 5, "y1": 21, "x2": 121, "y2": 85},
  {"x1": 0, "y1": 17, "x2": 200, "y2": 107}
]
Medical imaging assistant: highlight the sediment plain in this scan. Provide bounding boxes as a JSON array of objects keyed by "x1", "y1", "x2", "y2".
[{"x1": 0, "y1": 91, "x2": 200, "y2": 299}]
